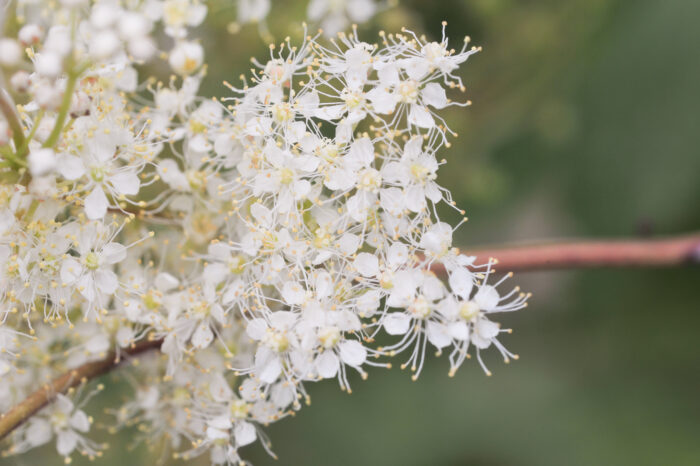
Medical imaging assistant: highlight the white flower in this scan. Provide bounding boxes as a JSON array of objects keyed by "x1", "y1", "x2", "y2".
[
  {"x1": 169, "y1": 41, "x2": 203, "y2": 75},
  {"x1": 17, "y1": 395, "x2": 98, "y2": 461},
  {"x1": 60, "y1": 224, "x2": 127, "y2": 304},
  {"x1": 0, "y1": 10, "x2": 529, "y2": 464}
]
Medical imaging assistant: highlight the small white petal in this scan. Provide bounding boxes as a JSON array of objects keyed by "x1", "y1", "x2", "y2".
[
  {"x1": 281, "y1": 282, "x2": 305, "y2": 305},
  {"x1": 475, "y1": 285, "x2": 500, "y2": 310},
  {"x1": 421, "y1": 82, "x2": 448, "y2": 109},
  {"x1": 57, "y1": 154, "x2": 86, "y2": 180},
  {"x1": 69, "y1": 411, "x2": 90, "y2": 433},
  {"x1": 85, "y1": 334, "x2": 110, "y2": 354},
  {"x1": 316, "y1": 351, "x2": 339, "y2": 378},
  {"x1": 408, "y1": 104, "x2": 435, "y2": 128},
  {"x1": 191, "y1": 323, "x2": 214, "y2": 349},
  {"x1": 353, "y1": 253, "x2": 379, "y2": 277},
  {"x1": 84, "y1": 187, "x2": 109, "y2": 219},
  {"x1": 246, "y1": 319, "x2": 268, "y2": 341},
  {"x1": 426, "y1": 321, "x2": 451, "y2": 348},
  {"x1": 101, "y1": 242, "x2": 127, "y2": 264},
  {"x1": 94, "y1": 269, "x2": 118, "y2": 295},
  {"x1": 387, "y1": 243, "x2": 408, "y2": 267},
  {"x1": 110, "y1": 172, "x2": 140, "y2": 196},
  {"x1": 383, "y1": 312, "x2": 411, "y2": 335},
  {"x1": 60, "y1": 258, "x2": 82, "y2": 284},
  {"x1": 56, "y1": 430, "x2": 78, "y2": 456},
  {"x1": 338, "y1": 340, "x2": 366, "y2": 366},
  {"x1": 26, "y1": 420, "x2": 52, "y2": 447},
  {"x1": 234, "y1": 421, "x2": 257, "y2": 447}
]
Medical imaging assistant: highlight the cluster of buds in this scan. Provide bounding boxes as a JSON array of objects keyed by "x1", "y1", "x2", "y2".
[{"x1": 0, "y1": 0, "x2": 528, "y2": 464}]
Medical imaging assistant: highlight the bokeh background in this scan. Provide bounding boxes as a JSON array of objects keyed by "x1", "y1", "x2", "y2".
[{"x1": 8, "y1": 0, "x2": 700, "y2": 464}]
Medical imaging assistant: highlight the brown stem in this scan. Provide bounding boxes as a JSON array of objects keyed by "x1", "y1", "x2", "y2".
[
  {"x1": 0, "y1": 338, "x2": 163, "y2": 441},
  {"x1": 1, "y1": 232, "x2": 699, "y2": 441},
  {"x1": 443, "y1": 232, "x2": 700, "y2": 272}
]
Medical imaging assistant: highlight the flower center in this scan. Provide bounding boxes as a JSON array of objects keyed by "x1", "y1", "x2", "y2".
[
  {"x1": 50, "y1": 411, "x2": 69, "y2": 430},
  {"x1": 189, "y1": 119, "x2": 207, "y2": 134},
  {"x1": 272, "y1": 102, "x2": 293, "y2": 123},
  {"x1": 279, "y1": 167, "x2": 294, "y2": 185},
  {"x1": 318, "y1": 143, "x2": 339, "y2": 162},
  {"x1": 423, "y1": 42, "x2": 447, "y2": 63},
  {"x1": 410, "y1": 163, "x2": 432, "y2": 182},
  {"x1": 342, "y1": 89, "x2": 365, "y2": 109},
  {"x1": 318, "y1": 326, "x2": 340, "y2": 349},
  {"x1": 192, "y1": 302, "x2": 210, "y2": 319},
  {"x1": 264, "y1": 330, "x2": 289, "y2": 352},
  {"x1": 410, "y1": 295, "x2": 432, "y2": 319},
  {"x1": 228, "y1": 256, "x2": 245, "y2": 274},
  {"x1": 230, "y1": 400, "x2": 251, "y2": 419},
  {"x1": 186, "y1": 169, "x2": 205, "y2": 190},
  {"x1": 85, "y1": 252, "x2": 100, "y2": 270},
  {"x1": 313, "y1": 227, "x2": 331, "y2": 249},
  {"x1": 90, "y1": 167, "x2": 105, "y2": 183},
  {"x1": 143, "y1": 291, "x2": 161, "y2": 310},
  {"x1": 398, "y1": 81, "x2": 419, "y2": 103},
  {"x1": 459, "y1": 301, "x2": 480, "y2": 321},
  {"x1": 357, "y1": 168, "x2": 382, "y2": 191}
]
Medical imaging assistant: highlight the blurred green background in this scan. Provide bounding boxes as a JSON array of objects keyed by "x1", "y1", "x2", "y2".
[{"x1": 8, "y1": 0, "x2": 700, "y2": 464}]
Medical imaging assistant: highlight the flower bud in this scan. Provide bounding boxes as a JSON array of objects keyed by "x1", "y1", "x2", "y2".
[
  {"x1": 10, "y1": 71, "x2": 31, "y2": 93},
  {"x1": 28, "y1": 148, "x2": 57, "y2": 176},
  {"x1": 89, "y1": 30, "x2": 120, "y2": 60},
  {"x1": 128, "y1": 37, "x2": 156, "y2": 62},
  {"x1": 90, "y1": 3, "x2": 120, "y2": 29},
  {"x1": 70, "y1": 91, "x2": 91, "y2": 117},
  {"x1": 18, "y1": 24, "x2": 43, "y2": 45},
  {"x1": 35, "y1": 52, "x2": 63, "y2": 78},
  {"x1": 0, "y1": 39, "x2": 23, "y2": 67},
  {"x1": 28, "y1": 175, "x2": 58, "y2": 199},
  {"x1": 169, "y1": 41, "x2": 203, "y2": 75},
  {"x1": 44, "y1": 26, "x2": 72, "y2": 56},
  {"x1": 35, "y1": 84, "x2": 62, "y2": 110},
  {"x1": 118, "y1": 12, "x2": 153, "y2": 38}
]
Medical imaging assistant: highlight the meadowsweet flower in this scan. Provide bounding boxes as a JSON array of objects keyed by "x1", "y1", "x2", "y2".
[
  {"x1": 0, "y1": 1, "x2": 529, "y2": 463},
  {"x1": 169, "y1": 41, "x2": 204, "y2": 75}
]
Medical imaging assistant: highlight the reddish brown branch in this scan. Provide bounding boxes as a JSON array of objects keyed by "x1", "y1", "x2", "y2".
[
  {"x1": 451, "y1": 232, "x2": 700, "y2": 272},
  {"x1": 0, "y1": 339, "x2": 163, "y2": 441},
  {"x1": 1, "y1": 232, "x2": 699, "y2": 442}
]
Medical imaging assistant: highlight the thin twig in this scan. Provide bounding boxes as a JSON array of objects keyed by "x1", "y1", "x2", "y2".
[
  {"x1": 439, "y1": 232, "x2": 700, "y2": 273},
  {"x1": 1, "y1": 232, "x2": 699, "y2": 441},
  {"x1": 0, "y1": 339, "x2": 163, "y2": 441}
]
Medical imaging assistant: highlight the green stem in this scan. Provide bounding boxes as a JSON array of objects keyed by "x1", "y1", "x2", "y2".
[
  {"x1": 16, "y1": 109, "x2": 44, "y2": 158},
  {"x1": 0, "y1": 90, "x2": 26, "y2": 154},
  {"x1": 41, "y1": 9, "x2": 87, "y2": 151},
  {"x1": 0, "y1": 145, "x2": 26, "y2": 168},
  {"x1": 24, "y1": 199, "x2": 39, "y2": 222},
  {"x1": 41, "y1": 70, "x2": 80, "y2": 150}
]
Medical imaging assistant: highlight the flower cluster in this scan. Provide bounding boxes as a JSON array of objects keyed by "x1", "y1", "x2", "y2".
[{"x1": 0, "y1": 0, "x2": 528, "y2": 464}]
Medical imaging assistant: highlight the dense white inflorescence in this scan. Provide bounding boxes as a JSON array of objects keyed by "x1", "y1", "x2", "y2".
[{"x1": 0, "y1": 0, "x2": 529, "y2": 463}]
